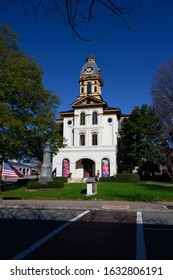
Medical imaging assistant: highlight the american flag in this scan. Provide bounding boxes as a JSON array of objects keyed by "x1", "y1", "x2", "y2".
[{"x1": 2, "y1": 162, "x2": 24, "y2": 178}]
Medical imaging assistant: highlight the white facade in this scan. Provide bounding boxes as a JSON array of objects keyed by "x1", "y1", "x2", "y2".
[{"x1": 53, "y1": 56, "x2": 122, "y2": 179}]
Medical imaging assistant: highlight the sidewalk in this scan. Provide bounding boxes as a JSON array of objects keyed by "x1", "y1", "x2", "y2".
[{"x1": 1, "y1": 199, "x2": 173, "y2": 211}]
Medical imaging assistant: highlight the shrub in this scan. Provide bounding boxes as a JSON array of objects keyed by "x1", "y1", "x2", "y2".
[
  {"x1": 27, "y1": 181, "x2": 42, "y2": 189},
  {"x1": 99, "y1": 176, "x2": 116, "y2": 182},
  {"x1": 115, "y1": 173, "x2": 140, "y2": 182},
  {"x1": 16, "y1": 178, "x2": 33, "y2": 185},
  {"x1": 46, "y1": 180, "x2": 64, "y2": 188},
  {"x1": 140, "y1": 172, "x2": 172, "y2": 182},
  {"x1": 27, "y1": 180, "x2": 64, "y2": 189},
  {"x1": 154, "y1": 173, "x2": 172, "y2": 182},
  {"x1": 53, "y1": 176, "x2": 68, "y2": 183},
  {"x1": 99, "y1": 173, "x2": 140, "y2": 183}
]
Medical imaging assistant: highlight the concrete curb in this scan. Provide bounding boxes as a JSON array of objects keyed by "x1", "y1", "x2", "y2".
[{"x1": 1, "y1": 199, "x2": 173, "y2": 212}]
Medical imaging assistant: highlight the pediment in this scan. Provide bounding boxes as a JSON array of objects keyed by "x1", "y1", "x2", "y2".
[
  {"x1": 80, "y1": 74, "x2": 99, "y2": 80},
  {"x1": 71, "y1": 96, "x2": 107, "y2": 108}
]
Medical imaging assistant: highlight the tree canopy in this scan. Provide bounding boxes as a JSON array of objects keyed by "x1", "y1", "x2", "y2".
[
  {"x1": 151, "y1": 58, "x2": 173, "y2": 178},
  {"x1": 0, "y1": 24, "x2": 63, "y2": 162},
  {"x1": 151, "y1": 58, "x2": 173, "y2": 135},
  {"x1": 120, "y1": 105, "x2": 165, "y2": 174}
]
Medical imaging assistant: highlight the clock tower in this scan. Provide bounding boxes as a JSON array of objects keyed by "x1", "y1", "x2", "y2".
[
  {"x1": 78, "y1": 56, "x2": 103, "y2": 100},
  {"x1": 53, "y1": 56, "x2": 122, "y2": 181}
]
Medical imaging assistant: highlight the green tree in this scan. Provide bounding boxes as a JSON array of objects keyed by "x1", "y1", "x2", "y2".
[
  {"x1": 0, "y1": 24, "x2": 63, "y2": 163},
  {"x1": 120, "y1": 105, "x2": 165, "y2": 175}
]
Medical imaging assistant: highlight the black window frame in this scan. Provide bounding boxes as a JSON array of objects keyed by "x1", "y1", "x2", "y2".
[
  {"x1": 92, "y1": 133, "x2": 98, "y2": 145},
  {"x1": 80, "y1": 134, "x2": 85, "y2": 146},
  {"x1": 80, "y1": 112, "x2": 85, "y2": 125},
  {"x1": 92, "y1": 111, "x2": 98, "y2": 125}
]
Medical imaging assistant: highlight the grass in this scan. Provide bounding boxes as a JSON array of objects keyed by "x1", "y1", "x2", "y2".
[
  {"x1": 1, "y1": 183, "x2": 89, "y2": 200},
  {"x1": 1, "y1": 181, "x2": 173, "y2": 201},
  {"x1": 97, "y1": 181, "x2": 173, "y2": 201}
]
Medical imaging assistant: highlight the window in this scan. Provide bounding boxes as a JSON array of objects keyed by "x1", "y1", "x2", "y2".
[
  {"x1": 80, "y1": 112, "x2": 85, "y2": 125},
  {"x1": 108, "y1": 118, "x2": 112, "y2": 123},
  {"x1": 92, "y1": 133, "x2": 98, "y2": 145},
  {"x1": 62, "y1": 159, "x2": 70, "y2": 177},
  {"x1": 94, "y1": 86, "x2": 97, "y2": 92},
  {"x1": 87, "y1": 82, "x2": 92, "y2": 94},
  {"x1": 81, "y1": 86, "x2": 84, "y2": 94},
  {"x1": 102, "y1": 158, "x2": 110, "y2": 177},
  {"x1": 92, "y1": 111, "x2": 98, "y2": 125},
  {"x1": 80, "y1": 134, "x2": 85, "y2": 146}
]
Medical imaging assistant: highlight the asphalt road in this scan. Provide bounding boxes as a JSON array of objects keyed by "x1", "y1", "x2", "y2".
[
  {"x1": 0, "y1": 209, "x2": 83, "y2": 260},
  {"x1": 0, "y1": 209, "x2": 173, "y2": 260},
  {"x1": 143, "y1": 212, "x2": 173, "y2": 260}
]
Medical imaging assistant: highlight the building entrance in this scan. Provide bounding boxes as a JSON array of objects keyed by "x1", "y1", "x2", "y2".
[{"x1": 82, "y1": 159, "x2": 95, "y2": 177}]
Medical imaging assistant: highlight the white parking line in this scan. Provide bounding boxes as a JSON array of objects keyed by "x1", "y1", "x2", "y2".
[
  {"x1": 136, "y1": 211, "x2": 146, "y2": 260},
  {"x1": 12, "y1": 210, "x2": 90, "y2": 260}
]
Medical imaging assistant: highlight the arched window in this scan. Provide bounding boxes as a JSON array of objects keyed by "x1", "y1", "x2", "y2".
[
  {"x1": 81, "y1": 86, "x2": 84, "y2": 94},
  {"x1": 62, "y1": 159, "x2": 70, "y2": 177},
  {"x1": 94, "y1": 85, "x2": 97, "y2": 92},
  {"x1": 101, "y1": 158, "x2": 110, "y2": 177},
  {"x1": 87, "y1": 82, "x2": 92, "y2": 94},
  {"x1": 80, "y1": 112, "x2": 85, "y2": 125},
  {"x1": 92, "y1": 133, "x2": 98, "y2": 145},
  {"x1": 80, "y1": 134, "x2": 85, "y2": 146},
  {"x1": 92, "y1": 111, "x2": 98, "y2": 125}
]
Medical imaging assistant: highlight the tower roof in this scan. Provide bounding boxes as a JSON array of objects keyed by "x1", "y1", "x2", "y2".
[{"x1": 80, "y1": 56, "x2": 101, "y2": 76}]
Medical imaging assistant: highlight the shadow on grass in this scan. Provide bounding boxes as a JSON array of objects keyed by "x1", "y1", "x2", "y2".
[
  {"x1": 141, "y1": 182, "x2": 173, "y2": 191},
  {"x1": 80, "y1": 188, "x2": 87, "y2": 194},
  {"x1": 2, "y1": 197, "x2": 21, "y2": 200},
  {"x1": 2, "y1": 183, "x2": 25, "y2": 192}
]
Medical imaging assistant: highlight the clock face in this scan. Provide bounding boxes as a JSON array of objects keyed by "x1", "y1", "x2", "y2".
[{"x1": 86, "y1": 67, "x2": 92, "y2": 72}]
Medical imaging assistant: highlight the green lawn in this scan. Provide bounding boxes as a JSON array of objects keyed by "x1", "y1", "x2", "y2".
[{"x1": 1, "y1": 181, "x2": 173, "y2": 201}]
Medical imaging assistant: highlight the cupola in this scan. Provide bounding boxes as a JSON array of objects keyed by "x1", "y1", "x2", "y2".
[{"x1": 78, "y1": 56, "x2": 103, "y2": 100}]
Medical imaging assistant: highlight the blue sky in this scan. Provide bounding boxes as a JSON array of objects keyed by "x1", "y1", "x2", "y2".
[{"x1": 1, "y1": 0, "x2": 173, "y2": 115}]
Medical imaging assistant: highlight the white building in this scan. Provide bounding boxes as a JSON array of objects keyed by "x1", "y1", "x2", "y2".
[{"x1": 53, "y1": 56, "x2": 123, "y2": 180}]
